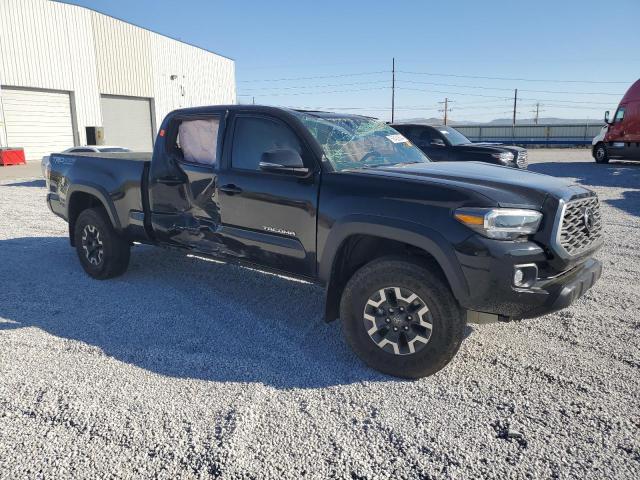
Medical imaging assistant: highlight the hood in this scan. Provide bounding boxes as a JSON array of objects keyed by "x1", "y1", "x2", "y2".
[
  {"x1": 453, "y1": 143, "x2": 525, "y2": 153},
  {"x1": 358, "y1": 161, "x2": 589, "y2": 209}
]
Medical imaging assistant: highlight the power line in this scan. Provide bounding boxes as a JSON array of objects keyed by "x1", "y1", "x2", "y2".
[
  {"x1": 239, "y1": 80, "x2": 390, "y2": 92},
  {"x1": 397, "y1": 70, "x2": 632, "y2": 84},
  {"x1": 240, "y1": 78, "x2": 622, "y2": 98},
  {"x1": 238, "y1": 70, "x2": 390, "y2": 83},
  {"x1": 238, "y1": 86, "x2": 389, "y2": 97},
  {"x1": 397, "y1": 79, "x2": 622, "y2": 96},
  {"x1": 395, "y1": 86, "x2": 614, "y2": 104}
]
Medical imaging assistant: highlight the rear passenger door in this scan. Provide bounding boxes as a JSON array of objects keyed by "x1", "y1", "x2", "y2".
[
  {"x1": 148, "y1": 112, "x2": 226, "y2": 253},
  {"x1": 216, "y1": 113, "x2": 320, "y2": 277}
]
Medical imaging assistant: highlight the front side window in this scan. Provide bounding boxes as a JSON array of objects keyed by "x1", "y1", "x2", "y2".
[
  {"x1": 405, "y1": 126, "x2": 435, "y2": 147},
  {"x1": 232, "y1": 116, "x2": 302, "y2": 171},
  {"x1": 293, "y1": 112, "x2": 429, "y2": 171},
  {"x1": 177, "y1": 118, "x2": 220, "y2": 166},
  {"x1": 614, "y1": 107, "x2": 625, "y2": 123}
]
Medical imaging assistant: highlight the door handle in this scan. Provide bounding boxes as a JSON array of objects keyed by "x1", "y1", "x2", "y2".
[
  {"x1": 219, "y1": 184, "x2": 243, "y2": 195},
  {"x1": 157, "y1": 176, "x2": 183, "y2": 186}
]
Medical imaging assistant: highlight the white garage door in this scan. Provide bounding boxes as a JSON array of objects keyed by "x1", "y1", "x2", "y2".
[
  {"x1": 2, "y1": 87, "x2": 75, "y2": 162},
  {"x1": 100, "y1": 95, "x2": 153, "y2": 152}
]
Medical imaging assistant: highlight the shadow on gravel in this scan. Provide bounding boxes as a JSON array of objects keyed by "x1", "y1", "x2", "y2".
[
  {"x1": 529, "y1": 161, "x2": 640, "y2": 217},
  {"x1": 0, "y1": 236, "x2": 398, "y2": 388},
  {"x1": 4, "y1": 179, "x2": 46, "y2": 188}
]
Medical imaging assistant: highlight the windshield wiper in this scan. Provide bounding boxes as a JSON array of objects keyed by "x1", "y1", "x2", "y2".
[{"x1": 361, "y1": 161, "x2": 422, "y2": 170}]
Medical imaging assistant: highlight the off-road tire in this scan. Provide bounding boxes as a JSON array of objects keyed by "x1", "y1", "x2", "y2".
[
  {"x1": 74, "y1": 207, "x2": 130, "y2": 279},
  {"x1": 340, "y1": 256, "x2": 465, "y2": 378}
]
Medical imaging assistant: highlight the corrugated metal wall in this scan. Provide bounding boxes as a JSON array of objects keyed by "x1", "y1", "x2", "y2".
[
  {"x1": 452, "y1": 124, "x2": 604, "y2": 145},
  {"x1": 0, "y1": 0, "x2": 235, "y2": 148},
  {"x1": 92, "y1": 13, "x2": 154, "y2": 99}
]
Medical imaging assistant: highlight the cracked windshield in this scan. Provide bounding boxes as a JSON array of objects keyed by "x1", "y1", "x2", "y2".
[{"x1": 294, "y1": 112, "x2": 430, "y2": 171}]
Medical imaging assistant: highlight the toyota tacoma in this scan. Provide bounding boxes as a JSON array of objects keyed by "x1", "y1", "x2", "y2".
[{"x1": 46, "y1": 106, "x2": 603, "y2": 378}]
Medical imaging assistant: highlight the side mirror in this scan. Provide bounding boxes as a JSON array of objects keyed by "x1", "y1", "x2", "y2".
[
  {"x1": 604, "y1": 110, "x2": 610, "y2": 124},
  {"x1": 430, "y1": 139, "x2": 446, "y2": 147},
  {"x1": 259, "y1": 149, "x2": 309, "y2": 175}
]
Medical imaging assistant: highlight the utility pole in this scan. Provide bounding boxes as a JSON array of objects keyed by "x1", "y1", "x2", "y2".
[
  {"x1": 252, "y1": 96, "x2": 255, "y2": 105},
  {"x1": 438, "y1": 97, "x2": 453, "y2": 125},
  {"x1": 530, "y1": 102, "x2": 544, "y2": 124},
  {"x1": 512, "y1": 89, "x2": 518, "y2": 127},
  {"x1": 391, "y1": 57, "x2": 395, "y2": 123},
  {"x1": 512, "y1": 88, "x2": 518, "y2": 141}
]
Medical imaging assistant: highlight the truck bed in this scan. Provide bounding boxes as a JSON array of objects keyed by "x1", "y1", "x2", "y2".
[
  {"x1": 47, "y1": 151, "x2": 152, "y2": 242},
  {"x1": 60, "y1": 151, "x2": 153, "y2": 161}
]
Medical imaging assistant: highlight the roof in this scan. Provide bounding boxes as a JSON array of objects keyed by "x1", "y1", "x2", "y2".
[
  {"x1": 52, "y1": 1, "x2": 234, "y2": 61},
  {"x1": 169, "y1": 105, "x2": 375, "y2": 120},
  {"x1": 294, "y1": 109, "x2": 377, "y2": 120},
  {"x1": 391, "y1": 123, "x2": 447, "y2": 128},
  {"x1": 620, "y1": 79, "x2": 640, "y2": 104}
]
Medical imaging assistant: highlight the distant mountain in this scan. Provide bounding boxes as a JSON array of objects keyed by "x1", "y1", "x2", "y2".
[
  {"x1": 393, "y1": 117, "x2": 444, "y2": 125},
  {"x1": 483, "y1": 117, "x2": 602, "y2": 125}
]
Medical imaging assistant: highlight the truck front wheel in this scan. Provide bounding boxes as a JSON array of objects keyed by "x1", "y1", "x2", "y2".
[
  {"x1": 594, "y1": 143, "x2": 609, "y2": 164},
  {"x1": 340, "y1": 256, "x2": 465, "y2": 378},
  {"x1": 74, "y1": 207, "x2": 130, "y2": 279}
]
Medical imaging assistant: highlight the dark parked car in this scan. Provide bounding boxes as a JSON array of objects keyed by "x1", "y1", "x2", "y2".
[
  {"x1": 391, "y1": 124, "x2": 528, "y2": 168},
  {"x1": 46, "y1": 106, "x2": 602, "y2": 378}
]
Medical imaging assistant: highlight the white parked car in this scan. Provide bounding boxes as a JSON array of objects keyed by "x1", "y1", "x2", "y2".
[{"x1": 41, "y1": 146, "x2": 131, "y2": 178}]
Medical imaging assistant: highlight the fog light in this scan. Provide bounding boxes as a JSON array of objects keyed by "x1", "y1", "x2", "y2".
[
  {"x1": 514, "y1": 268, "x2": 525, "y2": 286},
  {"x1": 513, "y1": 263, "x2": 538, "y2": 287}
]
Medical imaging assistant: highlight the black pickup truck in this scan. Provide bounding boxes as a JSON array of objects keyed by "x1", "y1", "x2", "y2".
[
  {"x1": 391, "y1": 124, "x2": 528, "y2": 168},
  {"x1": 46, "y1": 106, "x2": 603, "y2": 378}
]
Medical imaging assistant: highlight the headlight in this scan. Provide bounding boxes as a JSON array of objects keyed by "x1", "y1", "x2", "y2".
[
  {"x1": 454, "y1": 208, "x2": 543, "y2": 240},
  {"x1": 491, "y1": 152, "x2": 514, "y2": 163}
]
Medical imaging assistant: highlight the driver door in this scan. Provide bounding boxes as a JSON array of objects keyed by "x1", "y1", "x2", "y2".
[{"x1": 216, "y1": 113, "x2": 320, "y2": 277}]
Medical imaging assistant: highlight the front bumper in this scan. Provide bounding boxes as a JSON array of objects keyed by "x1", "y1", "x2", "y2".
[
  {"x1": 455, "y1": 235, "x2": 602, "y2": 319},
  {"x1": 519, "y1": 257, "x2": 602, "y2": 318}
]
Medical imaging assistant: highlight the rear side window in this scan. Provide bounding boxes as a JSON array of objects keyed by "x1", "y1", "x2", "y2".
[
  {"x1": 176, "y1": 118, "x2": 220, "y2": 166},
  {"x1": 231, "y1": 116, "x2": 301, "y2": 171},
  {"x1": 614, "y1": 107, "x2": 625, "y2": 123},
  {"x1": 71, "y1": 148, "x2": 95, "y2": 153}
]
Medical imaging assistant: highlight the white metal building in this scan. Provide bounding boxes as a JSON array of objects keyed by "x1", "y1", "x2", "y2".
[{"x1": 0, "y1": 0, "x2": 236, "y2": 160}]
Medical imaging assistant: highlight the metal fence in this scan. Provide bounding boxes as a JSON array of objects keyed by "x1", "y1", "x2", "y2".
[{"x1": 451, "y1": 123, "x2": 603, "y2": 146}]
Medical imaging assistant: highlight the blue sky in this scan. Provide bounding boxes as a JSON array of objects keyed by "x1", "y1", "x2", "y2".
[{"x1": 65, "y1": 0, "x2": 640, "y2": 122}]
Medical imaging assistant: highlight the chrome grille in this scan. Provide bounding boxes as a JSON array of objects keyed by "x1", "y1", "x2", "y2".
[
  {"x1": 559, "y1": 196, "x2": 603, "y2": 255},
  {"x1": 516, "y1": 150, "x2": 528, "y2": 168}
]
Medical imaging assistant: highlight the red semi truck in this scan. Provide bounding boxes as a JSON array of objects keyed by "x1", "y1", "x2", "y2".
[{"x1": 593, "y1": 79, "x2": 640, "y2": 163}]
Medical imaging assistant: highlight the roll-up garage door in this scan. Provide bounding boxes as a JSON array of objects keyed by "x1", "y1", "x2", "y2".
[
  {"x1": 2, "y1": 87, "x2": 74, "y2": 161},
  {"x1": 100, "y1": 95, "x2": 153, "y2": 152}
]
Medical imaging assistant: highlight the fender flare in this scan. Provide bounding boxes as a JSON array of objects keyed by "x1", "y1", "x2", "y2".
[
  {"x1": 319, "y1": 214, "x2": 471, "y2": 307},
  {"x1": 67, "y1": 183, "x2": 121, "y2": 231}
]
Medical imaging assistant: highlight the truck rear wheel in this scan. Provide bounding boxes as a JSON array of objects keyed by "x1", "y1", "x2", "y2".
[
  {"x1": 594, "y1": 143, "x2": 609, "y2": 164},
  {"x1": 340, "y1": 256, "x2": 465, "y2": 378},
  {"x1": 74, "y1": 207, "x2": 130, "y2": 279}
]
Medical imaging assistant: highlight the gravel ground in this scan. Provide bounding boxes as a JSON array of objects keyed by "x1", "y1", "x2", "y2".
[{"x1": 0, "y1": 155, "x2": 639, "y2": 479}]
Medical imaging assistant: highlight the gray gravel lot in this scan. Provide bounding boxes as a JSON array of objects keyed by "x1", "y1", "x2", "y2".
[{"x1": 1, "y1": 151, "x2": 639, "y2": 479}]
